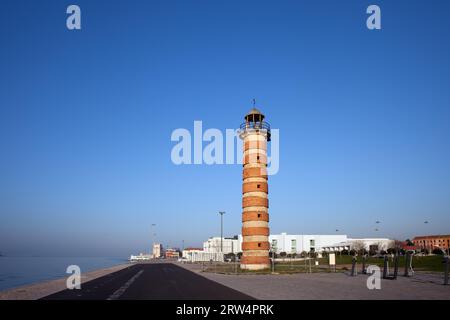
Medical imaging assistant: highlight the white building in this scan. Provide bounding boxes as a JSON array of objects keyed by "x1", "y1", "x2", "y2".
[
  {"x1": 182, "y1": 248, "x2": 203, "y2": 258},
  {"x1": 203, "y1": 236, "x2": 240, "y2": 254},
  {"x1": 203, "y1": 233, "x2": 394, "y2": 255},
  {"x1": 182, "y1": 249, "x2": 224, "y2": 262},
  {"x1": 153, "y1": 243, "x2": 162, "y2": 258},
  {"x1": 322, "y1": 238, "x2": 394, "y2": 253},
  {"x1": 265, "y1": 233, "x2": 348, "y2": 254},
  {"x1": 129, "y1": 253, "x2": 152, "y2": 261}
]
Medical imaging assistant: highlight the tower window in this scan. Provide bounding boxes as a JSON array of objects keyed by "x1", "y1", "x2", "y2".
[
  {"x1": 257, "y1": 213, "x2": 261, "y2": 218},
  {"x1": 258, "y1": 243, "x2": 261, "y2": 247},
  {"x1": 257, "y1": 184, "x2": 260, "y2": 189},
  {"x1": 257, "y1": 156, "x2": 260, "y2": 160}
]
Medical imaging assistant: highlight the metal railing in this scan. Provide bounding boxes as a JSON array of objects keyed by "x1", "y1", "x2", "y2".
[
  {"x1": 196, "y1": 254, "x2": 450, "y2": 284},
  {"x1": 239, "y1": 121, "x2": 271, "y2": 131},
  {"x1": 239, "y1": 121, "x2": 271, "y2": 141}
]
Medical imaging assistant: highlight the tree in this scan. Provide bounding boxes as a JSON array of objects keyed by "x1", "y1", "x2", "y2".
[
  {"x1": 369, "y1": 245, "x2": 378, "y2": 256},
  {"x1": 387, "y1": 248, "x2": 396, "y2": 255},
  {"x1": 351, "y1": 241, "x2": 365, "y2": 255},
  {"x1": 432, "y1": 248, "x2": 444, "y2": 255},
  {"x1": 392, "y1": 239, "x2": 403, "y2": 253},
  {"x1": 224, "y1": 253, "x2": 236, "y2": 262},
  {"x1": 375, "y1": 241, "x2": 385, "y2": 253}
]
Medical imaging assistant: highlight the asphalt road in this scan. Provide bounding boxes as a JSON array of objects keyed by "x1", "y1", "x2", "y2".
[{"x1": 42, "y1": 263, "x2": 254, "y2": 300}]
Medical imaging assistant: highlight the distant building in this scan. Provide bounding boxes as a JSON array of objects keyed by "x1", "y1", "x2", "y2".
[
  {"x1": 203, "y1": 233, "x2": 394, "y2": 255},
  {"x1": 321, "y1": 238, "x2": 393, "y2": 253},
  {"x1": 165, "y1": 248, "x2": 180, "y2": 259},
  {"x1": 413, "y1": 235, "x2": 450, "y2": 251},
  {"x1": 129, "y1": 253, "x2": 152, "y2": 261},
  {"x1": 182, "y1": 248, "x2": 224, "y2": 262},
  {"x1": 182, "y1": 248, "x2": 203, "y2": 258},
  {"x1": 153, "y1": 243, "x2": 162, "y2": 258},
  {"x1": 267, "y1": 234, "x2": 348, "y2": 254},
  {"x1": 399, "y1": 241, "x2": 418, "y2": 252},
  {"x1": 203, "y1": 236, "x2": 240, "y2": 254}
]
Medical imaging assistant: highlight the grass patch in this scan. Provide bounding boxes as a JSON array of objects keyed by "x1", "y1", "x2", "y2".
[
  {"x1": 201, "y1": 255, "x2": 447, "y2": 274},
  {"x1": 318, "y1": 254, "x2": 446, "y2": 272}
]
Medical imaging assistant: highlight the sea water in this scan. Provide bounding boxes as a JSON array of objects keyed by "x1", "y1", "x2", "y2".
[{"x1": 0, "y1": 256, "x2": 127, "y2": 291}]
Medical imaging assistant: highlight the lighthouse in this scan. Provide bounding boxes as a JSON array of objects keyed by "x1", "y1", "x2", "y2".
[{"x1": 239, "y1": 107, "x2": 271, "y2": 270}]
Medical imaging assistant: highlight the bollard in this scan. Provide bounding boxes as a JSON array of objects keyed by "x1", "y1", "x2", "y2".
[
  {"x1": 444, "y1": 256, "x2": 449, "y2": 286},
  {"x1": 351, "y1": 256, "x2": 357, "y2": 276},
  {"x1": 383, "y1": 255, "x2": 388, "y2": 279},
  {"x1": 392, "y1": 254, "x2": 399, "y2": 280},
  {"x1": 403, "y1": 253, "x2": 409, "y2": 277},
  {"x1": 309, "y1": 257, "x2": 312, "y2": 274},
  {"x1": 361, "y1": 255, "x2": 367, "y2": 274},
  {"x1": 404, "y1": 253, "x2": 415, "y2": 277}
]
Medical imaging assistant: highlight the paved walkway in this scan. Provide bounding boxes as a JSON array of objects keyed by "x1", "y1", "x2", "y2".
[
  {"x1": 42, "y1": 263, "x2": 253, "y2": 300},
  {"x1": 178, "y1": 263, "x2": 450, "y2": 300}
]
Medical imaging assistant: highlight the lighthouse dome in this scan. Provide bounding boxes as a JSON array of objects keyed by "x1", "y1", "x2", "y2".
[{"x1": 244, "y1": 107, "x2": 265, "y2": 122}]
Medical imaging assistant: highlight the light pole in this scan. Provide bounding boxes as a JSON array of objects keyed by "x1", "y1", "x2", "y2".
[
  {"x1": 219, "y1": 211, "x2": 225, "y2": 253},
  {"x1": 151, "y1": 224, "x2": 156, "y2": 257},
  {"x1": 336, "y1": 228, "x2": 341, "y2": 262},
  {"x1": 271, "y1": 241, "x2": 275, "y2": 273},
  {"x1": 424, "y1": 221, "x2": 431, "y2": 254}
]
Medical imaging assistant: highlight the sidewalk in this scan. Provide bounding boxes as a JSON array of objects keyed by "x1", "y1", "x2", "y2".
[{"x1": 177, "y1": 262, "x2": 450, "y2": 300}]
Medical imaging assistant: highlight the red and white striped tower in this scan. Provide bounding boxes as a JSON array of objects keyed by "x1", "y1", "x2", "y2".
[{"x1": 239, "y1": 107, "x2": 271, "y2": 270}]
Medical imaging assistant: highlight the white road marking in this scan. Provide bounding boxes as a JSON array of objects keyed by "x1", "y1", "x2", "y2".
[{"x1": 106, "y1": 269, "x2": 144, "y2": 300}]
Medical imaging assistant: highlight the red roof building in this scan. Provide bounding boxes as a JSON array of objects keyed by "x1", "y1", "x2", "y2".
[{"x1": 413, "y1": 235, "x2": 450, "y2": 250}]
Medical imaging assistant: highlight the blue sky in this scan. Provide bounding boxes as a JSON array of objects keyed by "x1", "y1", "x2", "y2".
[{"x1": 1, "y1": 0, "x2": 449, "y2": 257}]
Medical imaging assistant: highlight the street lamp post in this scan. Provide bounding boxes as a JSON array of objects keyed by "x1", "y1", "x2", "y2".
[
  {"x1": 151, "y1": 224, "x2": 156, "y2": 257},
  {"x1": 424, "y1": 221, "x2": 432, "y2": 254},
  {"x1": 271, "y1": 242, "x2": 275, "y2": 273},
  {"x1": 219, "y1": 211, "x2": 225, "y2": 253},
  {"x1": 335, "y1": 228, "x2": 340, "y2": 263}
]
